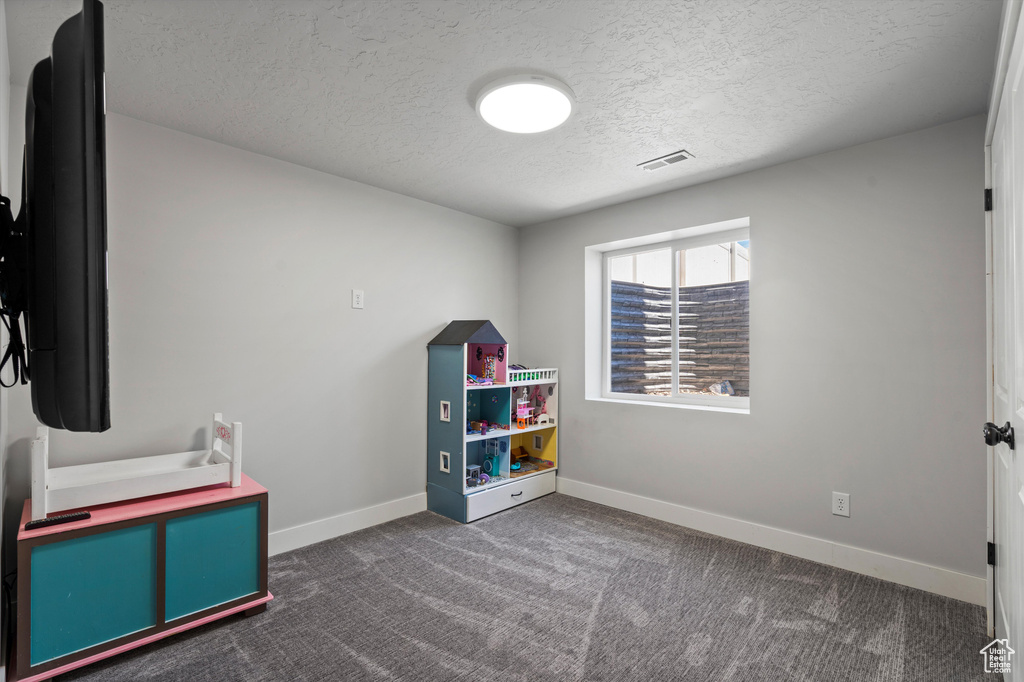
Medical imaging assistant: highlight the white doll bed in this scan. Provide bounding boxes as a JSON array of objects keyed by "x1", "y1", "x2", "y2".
[{"x1": 31, "y1": 413, "x2": 242, "y2": 520}]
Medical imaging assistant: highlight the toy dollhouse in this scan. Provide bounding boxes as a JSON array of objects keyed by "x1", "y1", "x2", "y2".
[{"x1": 426, "y1": 320, "x2": 558, "y2": 523}]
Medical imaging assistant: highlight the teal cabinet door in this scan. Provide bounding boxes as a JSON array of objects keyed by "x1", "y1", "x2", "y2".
[
  {"x1": 30, "y1": 524, "x2": 158, "y2": 665},
  {"x1": 164, "y1": 502, "x2": 261, "y2": 621}
]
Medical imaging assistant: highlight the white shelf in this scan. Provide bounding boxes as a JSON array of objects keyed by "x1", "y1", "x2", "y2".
[
  {"x1": 509, "y1": 422, "x2": 556, "y2": 435},
  {"x1": 465, "y1": 428, "x2": 512, "y2": 442},
  {"x1": 466, "y1": 382, "x2": 505, "y2": 390},
  {"x1": 465, "y1": 422, "x2": 556, "y2": 442},
  {"x1": 467, "y1": 374, "x2": 558, "y2": 389}
]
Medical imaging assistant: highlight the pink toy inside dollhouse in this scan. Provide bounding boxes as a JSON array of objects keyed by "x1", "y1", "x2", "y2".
[
  {"x1": 467, "y1": 343, "x2": 507, "y2": 384},
  {"x1": 516, "y1": 398, "x2": 534, "y2": 428}
]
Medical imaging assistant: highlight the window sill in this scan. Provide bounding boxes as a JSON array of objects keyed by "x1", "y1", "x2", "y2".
[{"x1": 588, "y1": 395, "x2": 750, "y2": 415}]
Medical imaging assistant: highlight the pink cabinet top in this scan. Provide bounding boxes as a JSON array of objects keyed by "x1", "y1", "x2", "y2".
[{"x1": 19, "y1": 474, "x2": 267, "y2": 541}]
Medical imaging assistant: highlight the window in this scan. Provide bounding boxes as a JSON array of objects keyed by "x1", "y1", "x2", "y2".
[{"x1": 603, "y1": 226, "x2": 749, "y2": 409}]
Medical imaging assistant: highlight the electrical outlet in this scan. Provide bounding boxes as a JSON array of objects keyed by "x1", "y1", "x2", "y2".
[
  {"x1": 351, "y1": 289, "x2": 364, "y2": 309},
  {"x1": 832, "y1": 491, "x2": 850, "y2": 517}
]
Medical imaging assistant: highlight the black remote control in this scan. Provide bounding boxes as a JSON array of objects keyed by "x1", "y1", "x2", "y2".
[{"x1": 25, "y1": 511, "x2": 91, "y2": 530}]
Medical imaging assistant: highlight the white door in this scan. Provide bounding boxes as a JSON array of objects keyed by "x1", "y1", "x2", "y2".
[
  {"x1": 991, "y1": 11, "x2": 1024, "y2": 678},
  {"x1": 992, "y1": 96, "x2": 1014, "y2": 659}
]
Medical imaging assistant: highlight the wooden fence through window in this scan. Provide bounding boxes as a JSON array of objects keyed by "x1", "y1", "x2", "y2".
[{"x1": 610, "y1": 280, "x2": 749, "y2": 396}]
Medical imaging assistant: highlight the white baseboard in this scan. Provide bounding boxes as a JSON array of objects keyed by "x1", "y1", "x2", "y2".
[
  {"x1": 556, "y1": 477, "x2": 987, "y2": 606},
  {"x1": 268, "y1": 492, "x2": 426, "y2": 556}
]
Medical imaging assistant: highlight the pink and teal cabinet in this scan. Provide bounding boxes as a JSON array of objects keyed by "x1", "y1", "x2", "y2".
[
  {"x1": 15, "y1": 475, "x2": 271, "y2": 681},
  {"x1": 427, "y1": 320, "x2": 558, "y2": 523}
]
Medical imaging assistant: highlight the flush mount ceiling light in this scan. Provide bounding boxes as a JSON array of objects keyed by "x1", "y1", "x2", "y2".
[{"x1": 476, "y1": 75, "x2": 576, "y2": 134}]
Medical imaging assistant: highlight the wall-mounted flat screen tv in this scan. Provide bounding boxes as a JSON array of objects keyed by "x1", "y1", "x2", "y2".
[{"x1": 1, "y1": 0, "x2": 109, "y2": 432}]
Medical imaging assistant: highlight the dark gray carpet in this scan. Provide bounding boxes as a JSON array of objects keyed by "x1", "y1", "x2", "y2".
[{"x1": 57, "y1": 494, "x2": 993, "y2": 681}]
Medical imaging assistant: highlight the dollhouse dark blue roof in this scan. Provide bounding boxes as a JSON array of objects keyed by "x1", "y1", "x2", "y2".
[{"x1": 428, "y1": 320, "x2": 506, "y2": 346}]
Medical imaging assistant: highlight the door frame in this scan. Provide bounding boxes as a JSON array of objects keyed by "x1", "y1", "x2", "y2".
[{"x1": 985, "y1": 142, "x2": 995, "y2": 639}]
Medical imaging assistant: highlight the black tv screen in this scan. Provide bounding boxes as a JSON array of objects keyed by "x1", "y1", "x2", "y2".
[{"x1": 14, "y1": 0, "x2": 110, "y2": 432}]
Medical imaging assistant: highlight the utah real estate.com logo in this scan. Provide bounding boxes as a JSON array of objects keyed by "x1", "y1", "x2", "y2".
[{"x1": 981, "y1": 638, "x2": 1014, "y2": 675}]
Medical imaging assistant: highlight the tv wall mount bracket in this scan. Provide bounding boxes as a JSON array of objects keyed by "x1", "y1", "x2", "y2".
[{"x1": 0, "y1": 193, "x2": 29, "y2": 387}]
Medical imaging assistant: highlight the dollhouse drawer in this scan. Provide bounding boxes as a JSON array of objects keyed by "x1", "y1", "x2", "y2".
[{"x1": 465, "y1": 470, "x2": 555, "y2": 522}]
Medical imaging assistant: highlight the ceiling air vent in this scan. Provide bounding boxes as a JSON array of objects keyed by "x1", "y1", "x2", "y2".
[{"x1": 639, "y1": 149, "x2": 694, "y2": 171}]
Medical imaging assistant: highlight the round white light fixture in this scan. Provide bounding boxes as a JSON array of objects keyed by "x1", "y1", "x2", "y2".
[{"x1": 476, "y1": 75, "x2": 576, "y2": 134}]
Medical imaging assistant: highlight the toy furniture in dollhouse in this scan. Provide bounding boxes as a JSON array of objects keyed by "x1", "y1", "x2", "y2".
[
  {"x1": 426, "y1": 320, "x2": 558, "y2": 523},
  {"x1": 515, "y1": 399, "x2": 534, "y2": 429}
]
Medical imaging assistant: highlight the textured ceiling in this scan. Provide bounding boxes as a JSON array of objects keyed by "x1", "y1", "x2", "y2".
[{"x1": 5, "y1": 0, "x2": 1002, "y2": 227}]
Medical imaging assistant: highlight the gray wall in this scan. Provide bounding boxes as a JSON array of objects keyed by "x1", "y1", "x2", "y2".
[
  {"x1": 3, "y1": 91, "x2": 519, "y2": 539},
  {"x1": 0, "y1": 79, "x2": 987, "y2": 579},
  {"x1": 518, "y1": 115, "x2": 987, "y2": 577}
]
